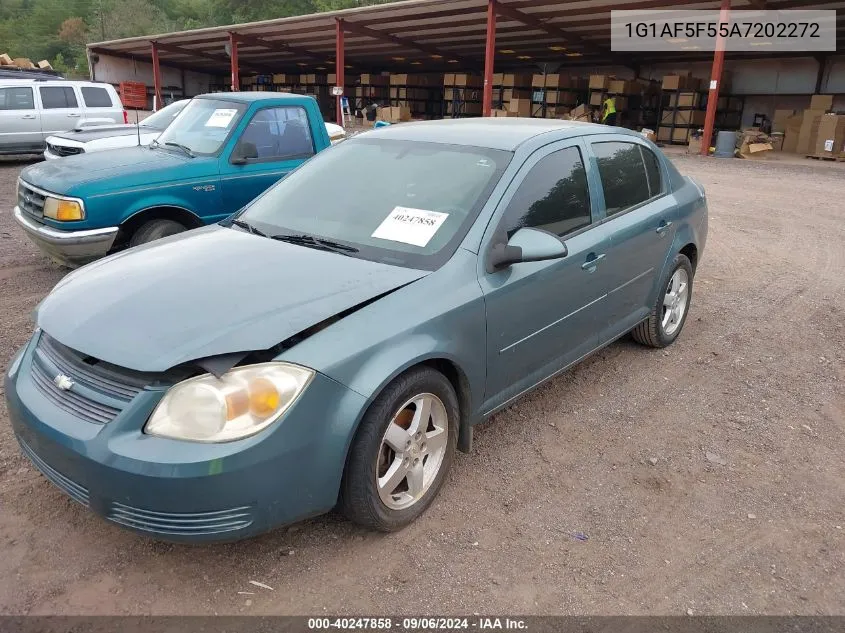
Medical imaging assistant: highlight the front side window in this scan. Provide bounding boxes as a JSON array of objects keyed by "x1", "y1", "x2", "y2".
[
  {"x1": 502, "y1": 146, "x2": 592, "y2": 238},
  {"x1": 0, "y1": 87, "x2": 34, "y2": 110},
  {"x1": 591, "y1": 141, "x2": 655, "y2": 216},
  {"x1": 238, "y1": 138, "x2": 511, "y2": 270},
  {"x1": 236, "y1": 106, "x2": 315, "y2": 161},
  {"x1": 39, "y1": 86, "x2": 78, "y2": 109},
  {"x1": 155, "y1": 98, "x2": 247, "y2": 156},
  {"x1": 81, "y1": 87, "x2": 112, "y2": 108}
]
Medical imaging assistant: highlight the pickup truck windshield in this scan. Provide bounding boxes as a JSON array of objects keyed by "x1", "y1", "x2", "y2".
[
  {"x1": 155, "y1": 98, "x2": 246, "y2": 156},
  {"x1": 237, "y1": 138, "x2": 511, "y2": 270},
  {"x1": 140, "y1": 99, "x2": 189, "y2": 131}
]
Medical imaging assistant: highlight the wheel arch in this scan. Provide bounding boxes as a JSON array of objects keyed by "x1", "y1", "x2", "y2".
[{"x1": 116, "y1": 205, "x2": 204, "y2": 247}]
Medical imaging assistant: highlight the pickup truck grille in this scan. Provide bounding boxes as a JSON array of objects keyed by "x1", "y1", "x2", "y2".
[
  {"x1": 47, "y1": 142, "x2": 84, "y2": 157},
  {"x1": 17, "y1": 180, "x2": 46, "y2": 222}
]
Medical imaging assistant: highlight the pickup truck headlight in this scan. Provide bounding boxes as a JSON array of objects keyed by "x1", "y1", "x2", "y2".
[
  {"x1": 144, "y1": 362, "x2": 314, "y2": 443},
  {"x1": 43, "y1": 197, "x2": 84, "y2": 221}
]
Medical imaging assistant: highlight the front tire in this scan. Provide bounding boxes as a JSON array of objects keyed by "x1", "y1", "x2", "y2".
[
  {"x1": 129, "y1": 219, "x2": 186, "y2": 247},
  {"x1": 632, "y1": 253, "x2": 694, "y2": 348},
  {"x1": 340, "y1": 366, "x2": 459, "y2": 532}
]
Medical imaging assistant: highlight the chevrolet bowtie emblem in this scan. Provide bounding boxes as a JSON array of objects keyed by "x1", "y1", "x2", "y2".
[{"x1": 54, "y1": 374, "x2": 74, "y2": 391}]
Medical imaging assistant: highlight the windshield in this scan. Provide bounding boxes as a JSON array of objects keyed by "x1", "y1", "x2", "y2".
[
  {"x1": 155, "y1": 98, "x2": 246, "y2": 155},
  {"x1": 140, "y1": 99, "x2": 189, "y2": 130},
  {"x1": 237, "y1": 138, "x2": 511, "y2": 270}
]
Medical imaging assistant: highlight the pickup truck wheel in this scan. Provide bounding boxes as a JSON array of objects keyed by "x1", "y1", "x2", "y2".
[
  {"x1": 129, "y1": 219, "x2": 186, "y2": 247},
  {"x1": 339, "y1": 367, "x2": 458, "y2": 532},
  {"x1": 632, "y1": 253, "x2": 694, "y2": 348}
]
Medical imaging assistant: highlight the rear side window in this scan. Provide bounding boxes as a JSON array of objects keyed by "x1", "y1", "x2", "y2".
[
  {"x1": 39, "y1": 86, "x2": 78, "y2": 109},
  {"x1": 81, "y1": 87, "x2": 113, "y2": 108},
  {"x1": 591, "y1": 141, "x2": 656, "y2": 216},
  {"x1": 641, "y1": 146, "x2": 663, "y2": 197},
  {"x1": 502, "y1": 146, "x2": 592, "y2": 238},
  {"x1": 0, "y1": 87, "x2": 34, "y2": 110}
]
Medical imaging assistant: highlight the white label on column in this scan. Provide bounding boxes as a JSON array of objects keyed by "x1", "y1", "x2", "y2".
[{"x1": 709, "y1": 80, "x2": 718, "y2": 90}]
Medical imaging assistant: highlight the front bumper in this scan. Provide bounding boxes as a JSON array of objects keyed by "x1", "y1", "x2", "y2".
[
  {"x1": 5, "y1": 335, "x2": 369, "y2": 543},
  {"x1": 13, "y1": 206, "x2": 118, "y2": 268}
]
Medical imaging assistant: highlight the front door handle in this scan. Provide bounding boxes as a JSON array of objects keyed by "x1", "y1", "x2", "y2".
[
  {"x1": 21, "y1": 114, "x2": 36, "y2": 119},
  {"x1": 656, "y1": 221, "x2": 673, "y2": 235},
  {"x1": 67, "y1": 113, "x2": 80, "y2": 117},
  {"x1": 581, "y1": 253, "x2": 606, "y2": 272}
]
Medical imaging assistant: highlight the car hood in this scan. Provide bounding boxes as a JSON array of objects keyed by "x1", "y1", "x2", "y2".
[
  {"x1": 37, "y1": 226, "x2": 429, "y2": 372},
  {"x1": 52, "y1": 125, "x2": 143, "y2": 142},
  {"x1": 21, "y1": 146, "x2": 197, "y2": 195}
]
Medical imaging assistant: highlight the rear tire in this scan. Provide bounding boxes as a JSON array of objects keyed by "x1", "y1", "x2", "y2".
[
  {"x1": 129, "y1": 219, "x2": 186, "y2": 247},
  {"x1": 632, "y1": 253, "x2": 694, "y2": 348},
  {"x1": 339, "y1": 366, "x2": 458, "y2": 532}
]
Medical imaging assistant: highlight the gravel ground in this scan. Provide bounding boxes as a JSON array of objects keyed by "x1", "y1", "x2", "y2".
[{"x1": 0, "y1": 151, "x2": 843, "y2": 616}]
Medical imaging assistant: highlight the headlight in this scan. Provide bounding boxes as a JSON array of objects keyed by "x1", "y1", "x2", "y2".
[
  {"x1": 144, "y1": 362, "x2": 314, "y2": 443},
  {"x1": 43, "y1": 196, "x2": 84, "y2": 221}
]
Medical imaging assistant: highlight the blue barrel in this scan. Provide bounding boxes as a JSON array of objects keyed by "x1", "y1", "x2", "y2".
[{"x1": 714, "y1": 130, "x2": 737, "y2": 158}]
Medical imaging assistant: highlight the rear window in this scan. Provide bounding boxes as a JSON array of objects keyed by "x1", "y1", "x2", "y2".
[
  {"x1": 39, "y1": 86, "x2": 78, "y2": 109},
  {"x1": 0, "y1": 87, "x2": 34, "y2": 110},
  {"x1": 81, "y1": 87, "x2": 113, "y2": 108}
]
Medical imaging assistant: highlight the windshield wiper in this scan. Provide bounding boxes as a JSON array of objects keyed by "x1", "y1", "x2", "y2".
[
  {"x1": 271, "y1": 233, "x2": 359, "y2": 255},
  {"x1": 231, "y1": 219, "x2": 267, "y2": 237},
  {"x1": 162, "y1": 141, "x2": 195, "y2": 158}
]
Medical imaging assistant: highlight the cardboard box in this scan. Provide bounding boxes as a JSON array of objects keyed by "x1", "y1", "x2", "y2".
[
  {"x1": 453, "y1": 73, "x2": 482, "y2": 88},
  {"x1": 502, "y1": 88, "x2": 529, "y2": 102},
  {"x1": 608, "y1": 79, "x2": 638, "y2": 94},
  {"x1": 657, "y1": 126, "x2": 691, "y2": 143},
  {"x1": 662, "y1": 74, "x2": 701, "y2": 91},
  {"x1": 661, "y1": 110, "x2": 706, "y2": 126},
  {"x1": 502, "y1": 72, "x2": 532, "y2": 88},
  {"x1": 492, "y1": 73, "x2": 504, "y2": 85},
  {"x1": 687, "y1": 136, "x2": 702, "y2": 155},
  {"x1": 492, "y1": 109, "x2": 520, "y2": 118},
  {"x1": 589, "y1": 75, "x2": 610, "y2": 90},
  {"x1": 781, "y1": 114, "x2": 803, "y2": 153},
  {"x1": 533, "y1": 74, "x2": 571, "y2": 89},
  {"x1": 508, "y1": 98, "x2": 532, "y2": 117},
  {"x1": 272, "y1": 74, "x2": 293, "y2": 84},
  {"x1": 771, "y1": 109, "x2": 796, "y2": 133},
  {"x1": 739, "y1": 142, "x2": 773, "y2": 159},
  {"x1": 443, "y1": 73, "x2": 455, "y2": 87},
  {"x1": 0, "y1": 53, "x2": 12, "y2": 66},
  {"x1": 360, "y1": 74, "x2": 388, "y2": 85},
  {"x1": 810, "y1": 114, "x2": 845, "y2": 157},
  {"x1": 796, "y1": 110, "x2": 824, "y2": 155},
  {"x1": 12, "y1": 57, "x2": 35, "y2": 69},
  {"x1": 669, "y1": 92, "x2": 701, "y2": 108},
  {"x1": 37, "y1": 59, "x2": 52, "y2": 70},
  {"x1": 569, "y1": 104, "x2": 590, "y2": 119},
  {"x1": 809, "y1": 94, "x2": 834, "y2": 111},
  {"x1": 378, "y1": 105, "x2": 412, "y2": 123},
  {"x1": 590, "y1": 91, "x2": 604, "y2": 106}
]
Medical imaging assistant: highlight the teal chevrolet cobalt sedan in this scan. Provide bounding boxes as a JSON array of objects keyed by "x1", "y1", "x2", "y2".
[{"x1": 5, "y1": 119, "x2": 708, "y2": 542}]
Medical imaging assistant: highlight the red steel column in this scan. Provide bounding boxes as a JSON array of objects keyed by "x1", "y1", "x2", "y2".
[
  {"x1": 150, "y1": 42, "x2": 163, "y2": 110},
  {"x1": 336, "y1": 19, "x2": 345, "y2": 126},
  {"x1": 482, "y1": 0, "x2": 496, "y2": 117},
  {"x1": 701, "y1": 0, "x2": 731, "y2": 156},
  {"x1": 229, "y1": 32, "x2": 240, "y2": 92}
]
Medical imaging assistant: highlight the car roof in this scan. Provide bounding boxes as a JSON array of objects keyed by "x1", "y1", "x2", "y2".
[
  {"x1": 0, "y1": 78, "x2": 112, "y2": 87},
  {"x1": 358, "y1": 118, "x2": 627, "y2": 151},
  {"x1": 197, "y1": 91, "x2": 316, "y2": 105}
]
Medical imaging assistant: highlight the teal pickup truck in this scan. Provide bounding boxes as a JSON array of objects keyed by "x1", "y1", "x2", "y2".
[{"x1": 13, "y1": 92, "x2": 333, "y2": 267}]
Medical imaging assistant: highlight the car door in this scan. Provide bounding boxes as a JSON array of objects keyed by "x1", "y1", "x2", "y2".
[
  {"x1": 37, "y1": 85, "x2": 81, "y2": 140},
  {"x1": 0, "y1": 86, "x2": 41, "y2": 152},
  {"x1": 587, "y1": 137, "x2": 679, "y2": 342},
  {"x1": 478, "y1": 141, "x2": 613, "y2": 413},
  {"x1": 79, "y1": 85, "x2": 122, "y2": 125},
  {"x1": 220, "y1": 105, "x2": 316, "y2": 212}
]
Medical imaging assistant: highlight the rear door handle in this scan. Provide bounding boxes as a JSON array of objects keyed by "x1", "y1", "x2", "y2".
[
  {"x1": 656, "y1": 221, "x2": 673, "y2": 235},
  {"x1": 581, "y1": 253, "x2": 606, "y2": 271}
]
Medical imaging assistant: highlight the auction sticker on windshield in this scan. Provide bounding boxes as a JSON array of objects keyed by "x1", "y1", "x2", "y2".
[
  {"x1": 205, "y1": 109, "x2": 238, "y2": 128},
  {"x1": 371, "y1": 207, "x2": 449, "y2": 248}
]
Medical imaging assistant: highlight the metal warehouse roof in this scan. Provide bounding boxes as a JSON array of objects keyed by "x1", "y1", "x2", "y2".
[{"x1": 88, "y1": 0, "x2": 845, "y2": 75}]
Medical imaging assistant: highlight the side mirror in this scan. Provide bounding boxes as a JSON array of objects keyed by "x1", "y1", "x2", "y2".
[
  {"x1": 486, "y1": 227, "x2": 568, "y2": 273},
  {"x1": 231, "y1": 141, "x2": 258, "y2": 164}
]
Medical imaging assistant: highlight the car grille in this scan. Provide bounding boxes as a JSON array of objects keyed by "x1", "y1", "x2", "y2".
[
  {"x1": 17, "y1": 435, "x2": 90, "y2": 508},
  {"x1": 107, "y1": 502, "x2": 254, "y2": 536},
  {"x1": 29, "y1": 333, "x2": 155, "y2": 425},
  {"x1": 47, "y1": 143, "x2": 84, "y2": 157},
  {"x1": 17, "y1": 180, "x2": 46, "y2": 222}
]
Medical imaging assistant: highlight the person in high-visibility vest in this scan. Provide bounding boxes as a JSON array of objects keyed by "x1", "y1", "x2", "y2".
[{"x1": 601, "y1": 96, "x2": 617, "y2": 126}]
